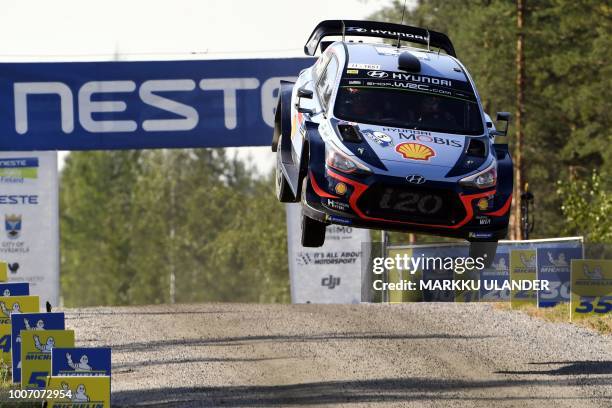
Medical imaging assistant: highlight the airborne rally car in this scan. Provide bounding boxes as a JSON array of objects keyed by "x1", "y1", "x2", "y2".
[{"x1": 272, "y1": 20, "x2": 513, "y2": 254}]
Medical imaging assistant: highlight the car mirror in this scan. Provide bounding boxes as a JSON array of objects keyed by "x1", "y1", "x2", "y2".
[{"x1": 494, "y1": 112, "x2": 511, "y2": 136}]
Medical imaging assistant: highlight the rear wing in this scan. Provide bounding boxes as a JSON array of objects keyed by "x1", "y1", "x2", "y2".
[{"x1": 304, "y1": 20, "x2": 456, "y2": 57}]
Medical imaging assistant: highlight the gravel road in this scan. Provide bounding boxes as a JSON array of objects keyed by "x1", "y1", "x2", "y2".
[{"x1": 64, "y1": 303, "x2": 612, "y2": 407}]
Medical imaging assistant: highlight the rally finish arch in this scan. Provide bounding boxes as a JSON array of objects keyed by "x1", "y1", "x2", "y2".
[
  {"x1": 0, "y1": 57, "x2": 314, "y2": 307},
  {"x1": 0, "y1": 57, "x2": 313, "y2": 151}
]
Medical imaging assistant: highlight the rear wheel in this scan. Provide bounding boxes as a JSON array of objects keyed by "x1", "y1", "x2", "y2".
[
  {"x1": 469, "y1": 240, "x2": 498, "y2": 268},
  {"x1": 275, "y1": 135, "x2": 294, "y2": 203}
]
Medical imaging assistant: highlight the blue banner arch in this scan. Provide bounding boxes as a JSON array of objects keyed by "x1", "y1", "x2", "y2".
[{"x1": 0, "y1": 58, "x2": 313, "y2": 151}]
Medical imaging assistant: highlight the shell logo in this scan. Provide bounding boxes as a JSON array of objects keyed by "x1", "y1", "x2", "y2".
[{"x1": 395, "y1": 143, "x2": 436, "y2": 161}]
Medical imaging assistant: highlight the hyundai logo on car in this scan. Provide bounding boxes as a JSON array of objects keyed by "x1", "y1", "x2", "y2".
[
  {"x1": 406, "y1": 174, "x2": 426, "y2": 184},
  {"x1": 366, "y1": 71, "x2": 389, "y2": 78}
]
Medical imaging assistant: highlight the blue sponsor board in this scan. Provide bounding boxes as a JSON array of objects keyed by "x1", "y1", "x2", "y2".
[
  {"x1": 420, "y1": 245, "x2": 469, "y2": 302},
  {"x1": 11, "y1": 312, "x2": 65, "y2": 383},
  {"x1": 0, "y1": 282, "x2": 29, "y2": 297},
  {"x1": 0, "y1": 58, "x2": 313, "y2": 151},
  {"x1": 0, "y1": 157, "x2": 38, "y2": 168},
  {"x1": 479, "y1": 253, "x2": 510, "y2": 301},
  {"x1": 537, "y1": 247, "x2": 583, "y2": 307},
  {"x1": 52, "y1": 347, "x2": 111, "y2": 377}
]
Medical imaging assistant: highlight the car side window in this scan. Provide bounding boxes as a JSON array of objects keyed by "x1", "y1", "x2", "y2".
[{"x1": 316, "y1": 55, "x2": 339, "y2": 111}]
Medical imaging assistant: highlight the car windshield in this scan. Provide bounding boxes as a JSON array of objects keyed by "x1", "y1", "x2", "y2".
[{"x1": 334, "y1": 86, "x2": 484, "y2": 135}]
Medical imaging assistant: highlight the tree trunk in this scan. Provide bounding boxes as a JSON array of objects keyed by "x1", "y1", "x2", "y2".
[{"x1": 511, "y1": 0, "x2": 525, "y2": 240}]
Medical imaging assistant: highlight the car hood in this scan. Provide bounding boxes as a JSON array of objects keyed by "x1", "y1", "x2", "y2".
[{"x1": 357, "y1": 124, "x2": 467, "y2": 166}]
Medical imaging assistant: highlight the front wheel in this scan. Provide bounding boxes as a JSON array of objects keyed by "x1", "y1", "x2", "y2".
[{"x1": 301, "y1": 214, "x2": 326, "y2": 247}]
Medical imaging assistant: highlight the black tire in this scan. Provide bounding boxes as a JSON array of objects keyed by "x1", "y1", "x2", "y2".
[
  {"x1": 301, "y1": 214, "x2": 327, "y2": 247},
  {"x1": 275, "y1": 136, "x2": 294, "y2": 203},
  {"x1": 469, "y1": 240, "x2": 498, "y2": 268}
]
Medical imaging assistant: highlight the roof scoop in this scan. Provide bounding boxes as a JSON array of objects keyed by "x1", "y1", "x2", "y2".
[{"x1": 398, "y1": 52, "x2": 421, "y2": 72}]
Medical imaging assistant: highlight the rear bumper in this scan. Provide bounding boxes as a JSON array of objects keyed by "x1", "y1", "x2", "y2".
[{"x1": 303, "y1": 166, "x2": 511, "y2": 241}]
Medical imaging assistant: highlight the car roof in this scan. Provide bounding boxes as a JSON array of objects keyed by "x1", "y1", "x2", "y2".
[{"x1": 342, "y1": 42, "x2": 468, "y2": 82}]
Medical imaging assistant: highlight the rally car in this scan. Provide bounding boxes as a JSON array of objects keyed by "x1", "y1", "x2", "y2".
[{"x1": 272, "y1": 20, "x2": 513, "y2": 256}]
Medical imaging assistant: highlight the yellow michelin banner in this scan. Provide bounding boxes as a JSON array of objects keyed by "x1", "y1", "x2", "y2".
[
  {"x1": 387, "y1": 248, "x2": 422, "y2": 303},
  {"x1": 0, "y1": 261, "x2": 7, "y2": 282},
  {"x1": 0, "y1": 295, "x2": 39, "y2": 363},
  {"x1": 21, "y1": 330, "x2": 75, "y2": 389},
  {"x1": 46, "y1": 376, "x2": 111, "y2": 408},
  {"x1": 571, "y1": 259, "x2": 612, "y2": 319},
  {"x1": 510, "y1": 249, "x2": 537, "y2": 307}
]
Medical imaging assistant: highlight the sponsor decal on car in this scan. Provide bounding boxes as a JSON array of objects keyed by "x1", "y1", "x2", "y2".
[
  {"x1": 366, "y1": 71, "x2": 389, "y2": 78},
  {"x1": 326, "y1": 214, "x2": 352, "y2": 225},
  {"x1": 399, "y1": 132, "x2": 462, "y2": 148},
  {"x1": 348, "y1": 63, "x2": 381, "y2": 70},
  {"x1": 477, "y1": 198, "x2": 490, "y2": 211},
  {"x1": 395, "y1": 143, "x2": 436, "y2": 161},
  {"x1": 326, "y1": 199, "x2": 350, "y2": 212},
  {"x1": 476, "y1": 215, "x2": 491, "y2": 225},
  {"x1": 363, "y1": 130, "x2": 393, "y2": 147},
  {"x1": 468, "y1": 231, "x2": 494, "y2": 239}
]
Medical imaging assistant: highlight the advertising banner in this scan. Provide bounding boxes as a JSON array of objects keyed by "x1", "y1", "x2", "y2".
[
  {"x1": 536, "y1": 247, "x2": 582, "y2": 307},
  {"x1": 0, "y1": 261, "x2": 7, "y2": 281},
  {"x1": 0, "y1": 282, "x2": 29, "y2": 296},
  {"x1": 286, "y1": 203, "x2": 370, "y2": 304},
  {"x1": 0, "y1": 295, "x2": 39, "y2": 363},
  {"x1": 52, "y1": 347, "x2": 111, "y2": 377},
  {"x1": 12, "y1": 312, "x2": 65, "y2": 383},
  {"x1": 21, "y1": 329, "x2": 74, "y2": 389},
  {"x1": 0, "y1": 152, "x2": 59, "y2": 308},
  {"x1": 386, "y1": 247, "x2": 422, "y2": 303},
  {"x1": 480, "y1": 253, "x2": 510, "y2": 301},
  {"x1": 509, "y1": 249, "x2": 537, "y2": 307},
  {"x1": 46, "y1": 376, "x2": 111, "y2": 408},
  {"x1": 571, "y1": 259, "x2": 612, "y2": 319},
  {"x1": 0, "y1": 58, "x2": 313, "y2": 151}
]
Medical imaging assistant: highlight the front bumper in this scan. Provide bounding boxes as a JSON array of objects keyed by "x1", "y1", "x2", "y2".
[{"x1": 303, "y1": 167, "x2": 511, "y2": 241}]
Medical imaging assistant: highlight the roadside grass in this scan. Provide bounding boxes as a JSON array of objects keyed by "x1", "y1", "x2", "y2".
[
  {"x1": 494, "y1": 302, "x2": 612, "y2": 335},
  {"x1": 0, "y1": 362, "x2": 39, "y2": 407}
]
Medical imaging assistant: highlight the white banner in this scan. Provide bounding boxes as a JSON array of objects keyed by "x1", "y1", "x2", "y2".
[
  {"x1": 0, "y1": 152, "x2": 59, "y2": 308},
  {"x1": 286, "y1": 203, "x2": 370, "y2": 304}
]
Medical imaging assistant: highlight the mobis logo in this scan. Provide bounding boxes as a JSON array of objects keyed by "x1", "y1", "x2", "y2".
[{"x1": 12, "y1": 77, "x2": 291, "y2": 134}]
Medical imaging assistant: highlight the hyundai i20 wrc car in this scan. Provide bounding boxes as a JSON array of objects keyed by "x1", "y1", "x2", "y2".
[{"x1": 272, "y1": 20, "x2": 513, "y2": 257}]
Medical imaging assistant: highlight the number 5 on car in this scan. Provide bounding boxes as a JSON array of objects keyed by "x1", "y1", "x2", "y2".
[
  {"x1": 571, "y1": 259, "x2": 612, "y2": 319},
  {"x1": 21, "y1": 329, "x2": 74, "y2": 389}
]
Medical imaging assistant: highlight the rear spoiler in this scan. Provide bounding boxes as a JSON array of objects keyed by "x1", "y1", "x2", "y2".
[{"x1": 304, "y1": 20, "x2": 456, "y2": 57}]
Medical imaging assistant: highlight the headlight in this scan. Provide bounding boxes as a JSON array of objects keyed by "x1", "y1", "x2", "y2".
[
  {"x1": 325, "y1": 143, "x2": 371, "y2": 174},
  {"x1": 459, "y1": 161, "x2": 497, "y2": 189}
]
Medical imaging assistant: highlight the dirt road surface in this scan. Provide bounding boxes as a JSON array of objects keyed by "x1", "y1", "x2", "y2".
[{"x1": 65, "y1": 303, "x2": 612, "y2": 407}]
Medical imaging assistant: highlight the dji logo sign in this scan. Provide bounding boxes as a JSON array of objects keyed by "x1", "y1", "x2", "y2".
[
  {"x1": 321, "y1": 275, "x2": 341, "y2": 289},
  {"x1": 13, "y1": 77, "x2": 293, "y2": 134}
]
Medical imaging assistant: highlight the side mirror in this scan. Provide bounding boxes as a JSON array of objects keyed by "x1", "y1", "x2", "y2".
[
  {"x1": 494, "y1": 112, "x2": 511, "y2": 136},
  {"x1": 297, "y1": 87, "x2": 313, "y2": 99},
  {"x1": 296, "y1": 86, "x2": 314, "y2": 115}
]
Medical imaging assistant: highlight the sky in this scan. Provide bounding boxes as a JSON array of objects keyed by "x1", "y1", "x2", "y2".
[{"x1": 0, "y1": 0, "x2": 392, "y2": 173}]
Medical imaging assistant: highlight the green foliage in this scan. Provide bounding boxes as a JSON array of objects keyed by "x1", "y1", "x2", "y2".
[
  {"x1": 60, "y1": 150, "x2": 289, "y2": 307},
  {"x1": 557, "y1": 171, "x2": 612, "y2": 242},
  {"x1": 370, "y1": 0, "x2": 611, "y2": 243}
]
